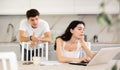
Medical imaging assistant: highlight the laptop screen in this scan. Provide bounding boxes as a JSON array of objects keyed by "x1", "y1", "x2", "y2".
[
  {"x1": 87, "y1": 47, "x2": 120, "y2": 66},
  {"x1": 69, "y1": 47, "x2": 120, "y2": 66}
]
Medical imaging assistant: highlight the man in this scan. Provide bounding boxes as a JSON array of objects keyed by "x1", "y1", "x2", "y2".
[{"x1": 19, "y1": 9, "x2": 51, "y2": 60}]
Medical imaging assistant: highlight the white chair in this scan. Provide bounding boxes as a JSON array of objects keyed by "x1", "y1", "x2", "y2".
[
  {"x1": 0, "y1": 52, "x2": 18, "y2": 70},
  {"x1": 20, "y1": 42, "x2": 48, "y2": 61}
]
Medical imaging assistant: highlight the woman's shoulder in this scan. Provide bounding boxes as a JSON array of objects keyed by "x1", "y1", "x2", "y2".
[
  {"x1": 57, "y1": 37, "x2": 66, "y2": 44},
  {"x1": 56, "y1": 37, "x2": 63, "y2": 42}
]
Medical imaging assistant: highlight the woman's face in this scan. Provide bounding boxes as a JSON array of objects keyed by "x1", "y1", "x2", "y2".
[{"x1": 70, "y1": 24, "x2": 85, "y2": 39}]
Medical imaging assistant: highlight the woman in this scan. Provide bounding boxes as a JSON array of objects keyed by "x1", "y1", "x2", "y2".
[{"x1": 54, "y1": 20, "x2": 94, "y2": 63}]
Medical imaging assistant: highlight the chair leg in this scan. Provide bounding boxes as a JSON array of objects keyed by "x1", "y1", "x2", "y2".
[
  {"x1": 34, "y1": 47, "x2": 36, "y2": 56},
  {"x1": 45, "y1": 43, "x2": 48, "y2": 60},
  {"x1": 26, "y1": 44, "x2": 29, "y2": 62},
  {"x1": 41, "y1": 47, "x2": 43, "y2": 60},
  {"x1": 21, "y1": 43, "x2": 25, "y2": 61},
  {"x1": 38, "y1": 49, "x2": 39, "y2": 57},
  {"x1": 30, "y1": 49, "x2": 32, "y2": 61}
]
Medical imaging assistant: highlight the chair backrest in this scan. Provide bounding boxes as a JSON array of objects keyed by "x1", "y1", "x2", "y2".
[
  {"x1": 20, "y1": 42, "x2": 48, "y2": 61},
  {"x1": 0, "y1": 52, "x2": 18, "y2": 70}
]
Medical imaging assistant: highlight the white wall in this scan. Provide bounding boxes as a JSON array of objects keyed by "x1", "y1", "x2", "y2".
[{"x1": 0, "y1": 0, "x2": 118, "y2": 15}]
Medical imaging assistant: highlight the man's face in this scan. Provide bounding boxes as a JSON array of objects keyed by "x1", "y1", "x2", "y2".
[{"x1": 28, "y1": 16, "x2": 39, "y2": 28}]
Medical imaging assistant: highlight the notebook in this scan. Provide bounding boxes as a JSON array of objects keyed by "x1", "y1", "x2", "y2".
[{"x1": 69, "y1": 47, "x2": 120, "y2": 66}]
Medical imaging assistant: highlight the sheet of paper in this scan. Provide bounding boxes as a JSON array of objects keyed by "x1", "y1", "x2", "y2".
[{"x1": 40, "y1": 61, "x2": 63, "y2": 65}]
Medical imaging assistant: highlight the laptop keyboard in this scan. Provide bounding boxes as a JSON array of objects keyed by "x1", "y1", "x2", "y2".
[{"x1": 69, "y1": 61, "x2": 89, "y2": 66}]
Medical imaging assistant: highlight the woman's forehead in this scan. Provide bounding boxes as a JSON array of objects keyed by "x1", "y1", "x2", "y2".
[{"x1": 76, "y1": 24, "x2": 84, "y2": 28}]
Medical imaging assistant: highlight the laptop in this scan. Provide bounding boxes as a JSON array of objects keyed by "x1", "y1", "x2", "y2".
[{"x1": 69, "y1": 47, "x2": 120, "y2": 66}]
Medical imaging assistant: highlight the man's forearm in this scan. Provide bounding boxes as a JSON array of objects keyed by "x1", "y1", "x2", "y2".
[
  {"x1": 39, "y1": 37, "x2": 51, "y2": 43},
  {"x1": 20, "y1": 36, "x2": 30, "y2": 42}
]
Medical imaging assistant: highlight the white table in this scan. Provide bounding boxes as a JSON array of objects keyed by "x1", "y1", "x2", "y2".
[
  {"x1": 18, "y1": 60, "x2": 120, "y2": 70},
  {"x1": 0, "y1": 60, "x2": 120, "y2": 70}
]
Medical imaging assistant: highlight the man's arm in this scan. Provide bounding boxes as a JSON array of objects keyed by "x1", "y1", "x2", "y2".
[
  {"x1": 19, "y1": 30, "x2": 30, "y2": 42},
  {"x1": 19, "y1": 30, "x2": 40, "y2": 42},
  {"x1": 39, "y1": 32, "x2": 51, "y2": 43},
  {"x1": 19, "y1": 30, "x2": 40, "y2": 47},
  {"x1": 20, "y1": 29, "x2": 51, "y2": 43}
]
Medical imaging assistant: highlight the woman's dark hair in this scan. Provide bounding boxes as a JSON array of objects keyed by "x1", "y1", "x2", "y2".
[
  {"x1": 54, "y1": 20, "x2": 85, "y2": 50},
  {"x1": 26, "y1": 9, "x2": 40, "y2": 19}
]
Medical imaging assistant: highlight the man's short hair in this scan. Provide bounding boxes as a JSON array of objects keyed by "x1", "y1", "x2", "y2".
[{"x1": 26, "y1": 9, "x2": 40, "y2": 19}]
